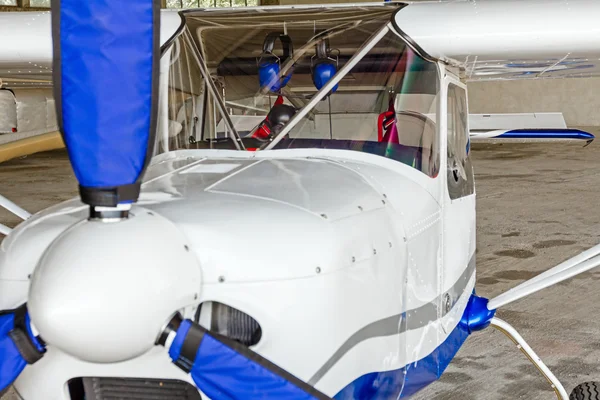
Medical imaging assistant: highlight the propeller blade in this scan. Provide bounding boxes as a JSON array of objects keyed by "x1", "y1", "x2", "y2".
[
  {"x1": 164, "y1": 317, "x2": 332, "y2": 400},
  {"x1": 52, "y1": 0, "x2": 160, "y2": 208},
  {"x1": 0, "y1": 305, "x2": 45, "y2": 392}
]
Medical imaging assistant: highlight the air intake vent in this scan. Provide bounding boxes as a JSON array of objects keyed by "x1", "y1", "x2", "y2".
[
  {"x1": 196, "y1": 301, "x2": 262, "y2": 347},
  {"x1": 68, "y1": 377, "x2": 201, "y2": 400},
  {"x1": 211, "y1": 302, "x2": 262, "y2": 346}
]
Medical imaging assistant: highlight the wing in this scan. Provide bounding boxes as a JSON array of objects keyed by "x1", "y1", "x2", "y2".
[
  {"x1": 0, "y1": 10, "x2": 183, "y2": 88},
  {"x1": 0, "y1": 9, "x2": 184, "y2": 162},
  {"x1": 394, "y1": 0, "x2": 600, "y2": 81}
]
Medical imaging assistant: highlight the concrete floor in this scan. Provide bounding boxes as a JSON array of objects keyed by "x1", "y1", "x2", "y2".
[{"x1": 2, "y1": 132, "x2": 600, "y2": 399}]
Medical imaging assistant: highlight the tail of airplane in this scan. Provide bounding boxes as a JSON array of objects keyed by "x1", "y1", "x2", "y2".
[
  {"x1": 469, "y1": 112, "x2": 595, "y2": 145},
  {"x1": 469, "y1": 128, "x2": 595, "y2": 144}
]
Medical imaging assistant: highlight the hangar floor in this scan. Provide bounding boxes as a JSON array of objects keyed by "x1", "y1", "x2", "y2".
[{"x1": 1, "y1": 130, "x2": 600, "y2": 399}]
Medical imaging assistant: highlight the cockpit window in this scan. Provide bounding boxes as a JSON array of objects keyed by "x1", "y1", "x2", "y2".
[{"x1": 159, "y1": 6, "x2": 440, "y2": 178}]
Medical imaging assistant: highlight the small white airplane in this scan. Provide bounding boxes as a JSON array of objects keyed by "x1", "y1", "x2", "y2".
[
  {"x1": 1, "y1": 1, "x2": 600, "y2": 400},
  {"x1": 0, "y1": 9, "x2": 594, "y2": 162}
]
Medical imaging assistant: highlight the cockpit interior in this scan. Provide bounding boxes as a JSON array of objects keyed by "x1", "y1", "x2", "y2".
[{"x1": 158, "y1": 5, "x2": 441, "y2": 178}]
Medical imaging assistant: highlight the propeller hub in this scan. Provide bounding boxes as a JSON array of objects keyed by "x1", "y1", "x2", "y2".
[{"x1": 28, "y1": 207, "x2": 201, "y2": 363}]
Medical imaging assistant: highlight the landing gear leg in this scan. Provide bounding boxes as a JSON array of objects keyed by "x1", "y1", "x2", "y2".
[{"x1": 490, "y1": 317, "x2": 569, "y2": 400}]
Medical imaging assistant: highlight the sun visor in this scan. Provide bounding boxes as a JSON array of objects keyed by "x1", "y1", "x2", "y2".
[{"x1": 52, "y1": 0, "x2": 161, "y2": 206}]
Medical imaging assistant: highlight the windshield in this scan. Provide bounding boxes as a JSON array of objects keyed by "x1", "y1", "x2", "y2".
[{"x1": 158, "y1": 6, "x2": 440, "y2": 178}]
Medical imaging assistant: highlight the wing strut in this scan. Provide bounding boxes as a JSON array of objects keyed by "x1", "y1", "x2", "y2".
[{"x1": 487, "y1": 242, "x2": 600, "y2": 310}]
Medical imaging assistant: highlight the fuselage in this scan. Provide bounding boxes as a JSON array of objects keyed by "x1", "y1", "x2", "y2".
[
  {"x1": 0, "y1": 146, "x2": 475, "y2": 399},
  {"x1": 0, "y1": 3, "x2": 478, "y2": 399}
]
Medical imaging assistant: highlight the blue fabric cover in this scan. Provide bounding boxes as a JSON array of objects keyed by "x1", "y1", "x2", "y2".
[
  {"x1": 0, "y1": 312, "x2": 44, "y2": 392},
  {"x1": 56, "y1": 0, "x2": 157, "y2": 189},
  {"x1": 169, "y1": 320, "x2": 319, "y2": 399}
]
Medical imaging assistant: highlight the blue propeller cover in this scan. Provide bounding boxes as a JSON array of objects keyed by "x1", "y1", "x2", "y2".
[
  {"x1": 0, "y1": 311, "x2": 45, "y2": 391},
  {"x1": 169, "y1": 319, "x2": 328, "y2": 399},
  {"x1": 52, "y1": 0, "x2": 159, "y2": 202}
]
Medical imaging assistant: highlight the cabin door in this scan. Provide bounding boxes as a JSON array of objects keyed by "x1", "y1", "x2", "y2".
[{"x1": 441, "y1": 76, "x2": 476, "y2": 326}]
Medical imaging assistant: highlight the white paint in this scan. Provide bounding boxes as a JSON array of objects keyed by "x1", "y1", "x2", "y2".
[
  {"x1": 5, "y1": 146, "x2": 470, "y2": 398},
  {"x1": 0, "y1": 193, "x2": 31, "y2": 220},
  {"x1": 469, "y1": 113, "x2": 567, "y2": 131},
  {"x1": 0, "y1": 89, "x2": 16, "y2": 134},
  {"x1": 28, "y1": 208, "x2": 201, "y2": 363},
  {"x1": 0, "y1": 8, "x2": 485, "y2": 399},
  {"x1": 442, "y1": 72, "x2": 477, "y2": 308},
  {"x1": 396, "y1": 0, "x2": 600, "y2": 80},
  {"x1": 0, "y1": 10, "x2": 183, "y2": 84},
  {"x1": 180, "y1": 162, "x2": 241, "y2": 174},
  {"x1": 0, "y1": 223, "x2": 11, "y2": 236},
  {"x1": 0, "y1": 88, "x2": 59, "y2": 144},
  {"x1": 488, "y1": 252, "x2": 600, "y2": 311},
  {"x1": 14, "y1": 88, "x2": 55, "y2": 133}
]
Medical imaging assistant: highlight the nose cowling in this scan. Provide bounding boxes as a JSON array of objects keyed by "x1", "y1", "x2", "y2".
[{"x1": 28, "y1": 208, "x2": 201, "y2": 363}]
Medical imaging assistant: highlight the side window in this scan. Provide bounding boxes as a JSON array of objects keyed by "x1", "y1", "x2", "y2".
[{"x1": 446, "y1": 84, "x2": 474, "y2": 199}]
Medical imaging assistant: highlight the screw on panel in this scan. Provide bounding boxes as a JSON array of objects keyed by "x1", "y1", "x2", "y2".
[
  {"x1": 316, "y1": 267, "x2": 321, "y2": 274},
  {"x1": 194, "y1": 293, "x2": 198, "y2": 300},
  {"x1": 147, "y1": 211, "x2": 154, "y2": 216},
  {"x1": 444, "y1": 293, "x2": 452, "y2": 313},
  {"x1": 320, "y1": 213, "x2": 328, "y2": 219},
  {"x1": 358, "y1": 206, "x2": 363, "y2": 211},
  {"x1": 389, "y1": 242, "x2": 393, "y2": 248},
  {"x1": 373, "y1": 249, "x2": 377, "y2": 255},
  {"x1": 382, "y1": 200, "x2": 386, "y2": 205},
  {"x1": 383, "y1": 194, "x2": 388, "y2": 198},
  {"x1": 352, "y1": 256, "x2": 356, "y2": 263},
  {"x1": 218, "y1": 276, "x2": 225, "y2": 283},
  {"x1": 184, "y1": 245, "x2": 189, "y2": 251}
]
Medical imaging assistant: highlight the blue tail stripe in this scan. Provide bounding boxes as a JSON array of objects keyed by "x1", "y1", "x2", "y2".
[{"x1": 498, "y1": 129, "x2": 594, "y2": 140}]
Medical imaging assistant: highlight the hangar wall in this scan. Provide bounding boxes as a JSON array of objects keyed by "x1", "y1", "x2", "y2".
[{"x1": 467, "y1": 78, "x2": 600, "y2": 127}]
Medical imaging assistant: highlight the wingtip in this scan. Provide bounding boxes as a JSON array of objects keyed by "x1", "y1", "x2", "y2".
[{"x1": 572, "y1": 129, "x2": 595, "y2": 146}]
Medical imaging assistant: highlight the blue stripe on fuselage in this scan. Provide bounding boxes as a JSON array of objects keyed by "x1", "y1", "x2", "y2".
[{"x1": 333, "y1": 300, "x2": 471, "y2": 399}]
